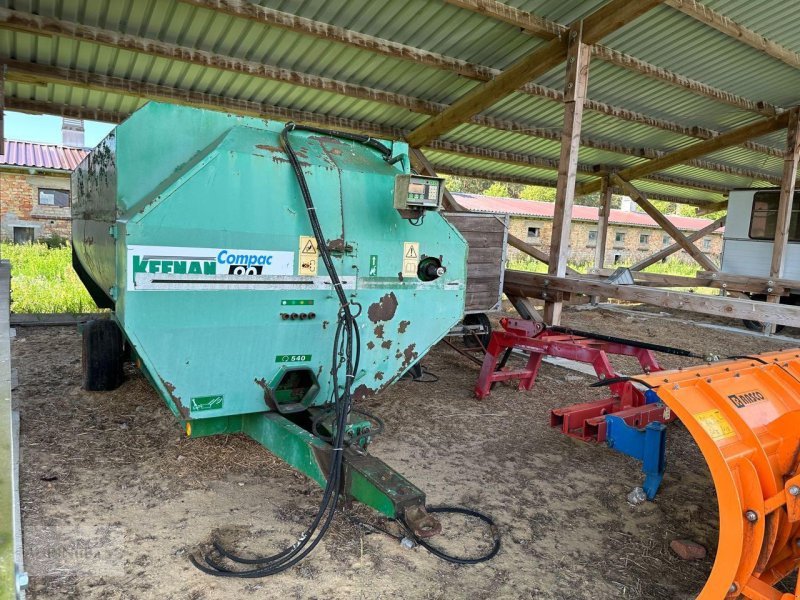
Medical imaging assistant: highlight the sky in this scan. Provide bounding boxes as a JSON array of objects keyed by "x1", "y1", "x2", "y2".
[{"x1": 4, "y1": 111, "x2": 116, "y2": 148}]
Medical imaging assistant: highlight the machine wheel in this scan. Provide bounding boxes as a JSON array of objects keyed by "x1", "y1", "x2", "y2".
[
  {"x1": 82, "y1": 319, "x2": 125, "y2": 391},
  {"x1": 742, "y1": 294, "x2": 786, "y2": 334},
  {"x1": 463, "y1": 313, "x2": 492, "y2": 349}
]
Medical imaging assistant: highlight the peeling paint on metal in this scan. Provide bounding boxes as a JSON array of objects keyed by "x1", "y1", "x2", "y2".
[
  {"x1": 381, "y1": 340, "x2": 392, "y2": 349},
  {"x1": 374, "y1": 324, "x2": 384, "y2": 339},
  {"x1": 367, "y1": 292, "x2": 398, "y2": 323},
  {"x1": 398, "y1": 320, "x2": 410, "y2": 334}
]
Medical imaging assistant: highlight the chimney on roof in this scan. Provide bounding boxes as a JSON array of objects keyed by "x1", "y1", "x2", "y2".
[
  {"x1": 620, "y1": 196, "x2": 637, "y2": 212},
  {"x1": 61, "y1": 117, "x2": 85, "y2": 148}
]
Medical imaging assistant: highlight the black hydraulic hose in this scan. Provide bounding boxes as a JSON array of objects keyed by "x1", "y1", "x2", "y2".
[
  {"x1": 191, "y1": 122, "x2": 371, "y2": 578},
  {"x1": 548, "y1": 325, "x2": 705, "y2": 359},
  {"x1": 404, "y1": 506, "x2": 501, "y2": 565}
]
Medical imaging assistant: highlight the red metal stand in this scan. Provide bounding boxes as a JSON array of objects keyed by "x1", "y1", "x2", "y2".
[{"x1": 474, "y1": 318, "x2": 674, "y2": 442}]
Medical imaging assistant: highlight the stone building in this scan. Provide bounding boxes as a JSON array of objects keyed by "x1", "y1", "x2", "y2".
[
  {"x1": 0, "y1": 119, "x2": 88, "y2": 243},
  {"x1": 455, "y1": 192, "x2": 723, "y2": 267}
]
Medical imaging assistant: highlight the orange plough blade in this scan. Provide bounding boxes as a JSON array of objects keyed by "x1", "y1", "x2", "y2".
[{"x1": 640, "y1": 350, "x2": 800, "y2": 599}]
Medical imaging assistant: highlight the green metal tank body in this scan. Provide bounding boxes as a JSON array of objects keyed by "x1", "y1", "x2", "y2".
[{"x1": 72, "y1": 103, "x2": 467, "y2": 424}]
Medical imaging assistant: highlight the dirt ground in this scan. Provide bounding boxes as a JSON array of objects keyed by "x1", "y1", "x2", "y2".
[{"x1": 12, "y1": 305, "x2": 800, "y2": 599}]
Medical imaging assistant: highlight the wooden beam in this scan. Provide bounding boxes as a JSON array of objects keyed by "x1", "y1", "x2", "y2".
[
  {"x1": 507, "y1": 235, "x2": 579, "y2": 275},
  {"x1": 504, "y1": 270, "x2": 800, "y2": 326},
  {"x1": 444, "y1": 0, "x2": 781, "y2": 118},
  {"x1": 664, "y1": 0, "x2": 800, "y2": 70},
  {"x1": 1, "y1": 6, "x2": 782, "y2": 164},
  {"x1": 630, "y1": 215, "x2": 725, "y2": 270},
  {"x1": 0, "y1": 6, "x2": 776, "y2": 189},
  {"x1": 544, "y1": 22, "x2": 591, "y2": 325},
  {"x1": 429, "y1": 136, "x2": 774, "y2": 187},
  {"x1": 770, "y1": 108, "x2": 800, "y2": 279},
  {"x1": 405, "y1": 0, "x2": 661, "y2": 147},
  {"x1": 577, "y1": 111, "x2": 793, "y2": 196},
  {"x1": 611, "y1": 174, "x2": 719, "y2": 272},
  {"x1": 2, "y1": 62, "x2": 410, "y2": 140},
  {"x1": 594, "y1": 178, "x2": 612, "y2": 271},
  {"x1": 591, "y1": 45, "x2": 780, "y2": 117},
  {"x1": 428, "y1": 164, "x2": 727, "y2": 208}
]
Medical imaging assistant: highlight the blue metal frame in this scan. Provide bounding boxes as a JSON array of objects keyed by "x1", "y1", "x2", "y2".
[{"x1": 604, "y1": 391, "x2": 667, "y2": 500}]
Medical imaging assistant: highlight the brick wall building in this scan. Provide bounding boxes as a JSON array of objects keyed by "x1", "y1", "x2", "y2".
[
  {"x1": 454, "y1": 193, "x2": 724, "y2": 267},
  {"x1": 1, "y1": 121, "x2": 88, "y2": 243}
]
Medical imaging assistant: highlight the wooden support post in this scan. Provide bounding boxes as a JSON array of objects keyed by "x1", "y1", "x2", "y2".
[
  {"x1": 594, "y1": 178, "x2": 612, "y2": 272},
  {"x1": 629, "y1": 216, "x2": 726, "y2": 271},
  {"x1": 590, "y1": 177, "x2": 613, "y2": 304},
  {"x1": 766, "y1": 108, "x2": 800, "y2": 332},
  {"x1": 544, "y1": 23, "x2": 591, "y2": 326},
  {"x1": 611, "y1": 174, "x2": 719, "y2": 273}
]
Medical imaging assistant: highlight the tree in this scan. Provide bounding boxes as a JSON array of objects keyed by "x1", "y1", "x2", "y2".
[
  {"x1": 483, "y1": 182, "x2": 510, "y2": 197},
  {"x1": 519, "y1": 185, "x2": 556, "y2": 202}
]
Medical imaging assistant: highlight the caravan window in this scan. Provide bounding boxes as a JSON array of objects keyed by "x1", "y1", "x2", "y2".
[{"x1": 749, "y1": 191, "x2": 800, "y2": 241}]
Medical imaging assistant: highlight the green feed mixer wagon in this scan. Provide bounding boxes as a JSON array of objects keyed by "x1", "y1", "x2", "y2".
[{"x1": 71, "y1": 102, "x2": 488, "y2": 573}]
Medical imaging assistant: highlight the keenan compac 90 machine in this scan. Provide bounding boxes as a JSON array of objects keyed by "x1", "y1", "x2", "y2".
[{"x1": 71, "y1": 102, "x2": 498, "y2": 575}]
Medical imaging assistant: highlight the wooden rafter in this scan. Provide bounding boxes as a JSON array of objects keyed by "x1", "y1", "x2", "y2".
[
  {"x1": 405, "y1": 0, "x2": 661, "y2": 147},
  {"x1": 444, "y1": 0, "x2": 782, "y2": 117},
  {"x1": 170, "y1": 4, "x2": 775, "y2": 159},
  {"x1": 427, "y1": 140, "x2": 771, "y2": 192},
  {"x1": 0, "y1": 7, "x2": 783, "y2": 162},
  {"x1": 428, "y1": 164, "x2": 728, "y2": 208},
  {"x1": 611, "y1": 174, "x2": 718, "y2": 272},
  {"x1": 576, "y1": 111, "x2": 793, "y2": 196},
  {"x1": 664, "y1": 0, "x2": 800, "y2": 70},
  {"x1": 3, "y1": 54, "x2": 776, "y2": 191}
]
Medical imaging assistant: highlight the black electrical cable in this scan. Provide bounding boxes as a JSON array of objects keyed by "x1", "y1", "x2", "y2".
[
  {"x1": 402, "y1": 506, "x2": 501, "y2": 565},
  {"x1": 190, "y1": 121, "x2": 380, "y2": 578}
]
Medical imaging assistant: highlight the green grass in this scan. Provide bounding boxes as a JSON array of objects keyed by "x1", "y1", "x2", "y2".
[{"x1": 1, "y1": 243, "x2": 98, "y2": 313}]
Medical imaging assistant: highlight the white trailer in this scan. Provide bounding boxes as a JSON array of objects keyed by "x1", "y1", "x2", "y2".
[
  {"x1": 721, "y1": 187, "x2": 800, "y2": 329},
  {"x1": 722, "y1": 188, "x2": 800, "y2": 283}
]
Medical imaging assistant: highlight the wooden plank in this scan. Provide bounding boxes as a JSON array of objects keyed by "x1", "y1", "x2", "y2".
[
  {"x1": 405, "y1": 0, "x2": 661, "y2": 147},
  {"x1": 592, "y1": 268, "x2": 786, "y2": 294},
  {"x1": 505, "y1": 270, "x2": 800, "y2": 326},
  {"x1": 611, "y1": 174, "x2": 719, "y2": 272},
  {"x1": 664, "y1": 0, "x2": 800, "y2": 70},
  {"x1": 577, "y1": 113, "x2": 792, "y2": 196},
  {"x1": 630, "y1": 216, "x2": 725, "y2": 270},
  {"x1": 545, "y1": 21, "x2": 591, "y2": 325},
  {"x1": 770, "y1": 108, "x2": 800, "y2": 279}
]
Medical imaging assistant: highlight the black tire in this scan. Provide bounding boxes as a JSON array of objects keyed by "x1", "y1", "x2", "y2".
[
  {"x1": 742, "y1": 294, "x2": 786, "y2": 334},
  {"x1": 82, "y1": 319, "x2": 125, "y2": 391},
  {"x1": 463, "y1": 313, "x2": 492, "y2": 349}
]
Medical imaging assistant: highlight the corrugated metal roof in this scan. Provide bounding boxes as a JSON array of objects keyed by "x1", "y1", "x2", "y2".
[
  {"x1": 455, "y1": 193, "x2": 725, "y2": 232},
  {"x1": 0, "y1": 0, "x2": 796, "y2": 204},
  {"x1": 0, "y1": 139, "x2": 88, "y2": 171}
]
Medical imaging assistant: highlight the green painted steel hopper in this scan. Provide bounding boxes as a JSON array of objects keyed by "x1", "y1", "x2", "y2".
[{"x1": 71, "y1": 102, "x2": 467, "y2": 530}]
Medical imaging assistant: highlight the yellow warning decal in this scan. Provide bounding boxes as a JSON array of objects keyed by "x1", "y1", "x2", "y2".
[
  {"x1": 694, "y1": 409, "x2": 735, "y2": 442},
  {"x1": 403, "y1": 242, "x2": 420, "y2": 277},
  {"x1": 299, "y1": 236, "x2": 318, "y2": 276}
]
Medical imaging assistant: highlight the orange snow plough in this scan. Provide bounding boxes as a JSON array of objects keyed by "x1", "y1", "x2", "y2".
[{"x1": 639, "y1": 350, "x2": 800, "y2": 599}]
